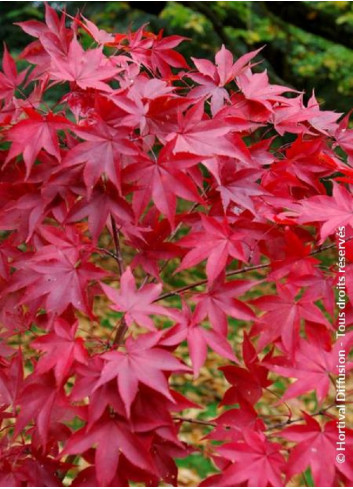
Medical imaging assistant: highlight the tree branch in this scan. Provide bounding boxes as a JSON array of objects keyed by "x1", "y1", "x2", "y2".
[
  {"x1": 112, "y1": 316, "x2": 128, "y2": 348},
  {"x1": 173, "y1": 402, "x2": 337, "y2": 433},
  {"x1": 110, "y1": 215, "x2": 124, "y2": 276},
  {"x1": 155, "y1": 238, "x2": 350, "y2": 302}
]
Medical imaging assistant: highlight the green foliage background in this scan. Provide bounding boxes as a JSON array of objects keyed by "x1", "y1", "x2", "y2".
[{"x1": 3, "y1": 1, "x2": 353, "y2": 112}]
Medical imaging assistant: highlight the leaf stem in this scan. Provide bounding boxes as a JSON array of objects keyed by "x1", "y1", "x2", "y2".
[{"x1": 110, "y1": 215, "x2": 124, "y2": 276}]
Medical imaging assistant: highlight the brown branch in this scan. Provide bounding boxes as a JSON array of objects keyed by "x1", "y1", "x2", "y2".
[
  {"x1": 173, "y1": 416, "x2": 216, "y2": 428},
  {"x1": 112, "y1": 316, "x2": 128, "y2": 348},
  {"x1": 110, "y1": 215, "x2": 124, "y2": 276},
  {"x1": 265, "y1": 403, "x2": 336, "y2": 432},
  {"x1": 108, "y1": 217, "x2": 127, "y2": 346},
  {"x1": 173, "y1": 402, "x2": 336, "y2": 433},
  {"x1": 96, "y1": 247, "x2": 120, "y2": 261},
  {"x1": 155, "y1": 237, "x2": 350, "y2": 302},
  {"x1": 155, "y1": 262, "x2": 270, "y2": 302}
]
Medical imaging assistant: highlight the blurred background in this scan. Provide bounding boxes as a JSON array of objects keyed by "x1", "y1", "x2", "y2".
[{"x1": 2, "y1": 1, "x2": 353, "y2": 112}]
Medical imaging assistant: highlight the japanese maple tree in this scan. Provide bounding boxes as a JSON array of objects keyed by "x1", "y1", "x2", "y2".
[{"x1": 0, "y1": 5, "x2": 353, "y2": 487}]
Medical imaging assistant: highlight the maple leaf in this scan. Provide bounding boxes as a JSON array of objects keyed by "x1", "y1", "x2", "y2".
[
  {"x1": 279, "y1": 135, "x2": 338, "y2": 192},
  {"x1": 189, "y1": 46, "x2": 261, "y2": 114},
  {"x1": 267, "y1": 333, "x2": 353, "y2": 402},
  {"x1": 5, "y1": 109, "x2": 70, "y2": 178},
  {"x1": 70, "y1": 356, "x2": 127, "y2": 429},
  {"x1": 111, "y1": 78, "x2": 176, "y2": 134},
  {"x1": 149, "y1": 32, "x2": 189, "y2": 76},
  {"x1": 216, "y1": 167, "x2": 268, "y2": 213},
  {"x1": 193, "y1": 275, "x2": 255, "y2": 335},
  {"x1": 237, "y1": 70, "x2": 295, "y2": 111},
  {"x1": 280, "y1": 414, "x2": 353, "y2": 486},
  {"x1": 0, "y1": 190, "x2": 50, "y2": 243},
  {"x1": 271, "y1": 93, "x2": 340, "y2": 136},
  {"x1": 67, "y1": 182, "x2": 133, "y2": 242},
  {"x1": 126, "y1": 145, "x2": 203, "y2": 226},
  {"x1": 62, "y1": 413, "x2": 155, "y2": 486},
  {"x1": 0, "y1": 45, "x2": 27, "y2": 101},
  {"x1": 267, "y1": 228, "x2": 321, "y2": 281},
  {"x1": 101, "y1": 267, "x2": 175, "y2": 330},
  {"x1": 161, "y1": 303, "x2": 238, "y2": 377},
  {"x1": 94, "y1": 332, "x2": 191, "y2": 416},
  {"x1": 0, "y1": 352, "x2": 23, "y2": 408},
  {"x1": 63, "y1": 121, "x2": 137, "y2": 192},
  {"x1": 206, "y1": 405, "x2": 265, "y2": 443},
  {"x1": 220, "y1": 333, "x2": 272, "y2": 407},
  {"x1": 296, "y1": 183, "x2": 353, "y2": 242},
  {"x1": 31, "y1": 319, "x2": 88, "y2": 385},
  {"x1": 128, "y1": 214, "x2": 182, "y2": 278},
  {"x1": 202, "y1": 430, "x2": 285, "y2": 486},
  {"x1": 15, "y1": 372, "x2": 76, "y2": 448},
  {"x1": 252, "y1": 283, "x2": 331, "y2": 355},
  {"x1": 49, "y1": 37, "x2": 118, "y2": 91},
  {"x1": 165, "y1": 101, "x2": 242, "y2": 157},
  {"x1": 8, "y1": 243, "x2": 106, "y2": 317},
  {"x1": 177, "y1": 215, "x2": 247, "y2": 285},
  {"x1": 75, "y1": 14, "x2": 115, "y2": 45}
]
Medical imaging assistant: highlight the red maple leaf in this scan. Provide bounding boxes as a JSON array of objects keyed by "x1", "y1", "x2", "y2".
[
  {"x1": 189, "y1": 46, "x2": 260, "y2": 114},
  {"x1": 165, "y1": 101, "x2": 241, "y2": 157},
  {"x1": 31, "y1": 319, "x2": 88, "y2": 385},
  {"x1": 63, "y1": 121, "x2": 137, "y2": 193},
  {"x1": 220, "y1": 333, "x2": 272, "y2": 406},
  {"x1": 202, "y1": 430, "x2": 285, "y2": 486},
  {"x1": 280, "y1": 414, "x2": 353, "y2": 486},
  {"x1": 49, "y1": 37, "x2": 119, "y2": 91},
  {"x1": 193, "y1": 275, "x2": 255, "y2": 335},
  {"x1": 0, "y1": 45, "x2": 27, "y2": 101},
  {"x1": 161, "y1": 303, "x2": 238, "y2": 377},
  {"x1": 127, "y1": 145, "x2": 203, "y2": 226},
  {"x1": 177, "y1": 215, "x2": 247, "y2": 284},
  {"x1": 252, "y1": 283, "x2": 331, "y2": 355},
  {"x1": 62, "y1": 413, "x2": 155, "y2": 486},
  {"x1": 8, "y1": 242, "x2": 106, "y2": 317},
  {"x1": 94, "y1": 332, "x2": 190, "y2": 416},
  {"x1": 101, "y1": 267, "x2": 175, "y2": 330},
  {"x1": 267, "y1": 333, "x2": 353, "y2": 402},
  {"x1": 5, "y1": 109, "x2": 70, "y2": 178},
  {"x1": 297, "y1": 183, "x2": 353, "y2": 242},
  {"x1": 67, "y1": 182, "x2": 134, "y2": 242}
]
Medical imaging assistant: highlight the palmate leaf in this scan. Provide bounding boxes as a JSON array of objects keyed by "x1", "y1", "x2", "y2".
[{"x1": 94, "y1": 332, "x2": 191, "y2": 416}]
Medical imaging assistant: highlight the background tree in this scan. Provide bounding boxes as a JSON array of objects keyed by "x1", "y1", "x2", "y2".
[{"x1": 3, "y1": 1, "x2": 353, "y2": 111}]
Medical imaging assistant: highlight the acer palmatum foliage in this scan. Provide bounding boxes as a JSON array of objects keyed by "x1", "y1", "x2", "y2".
[{"x1": 0, "y1": 5, "x2": 353, "y2": 487}]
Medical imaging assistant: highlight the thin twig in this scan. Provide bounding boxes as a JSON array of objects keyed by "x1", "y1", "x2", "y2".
[
  {"x1": 173, "y1": 416, "x2": 217, "y2": 428},
  {"x1": 154, "y1": 237, "x2": 353, "y2": 302},
  {"x1": 112, "y1": 316, "x2": 128, "y2": 348},
  {"x1": 173, "y1": 402, "x2": 337, "y2": 434},
  {"x1": 96, "y1": 247, "x2": 120, "y2": 261},
  {"x1": 265, "y1": 402, "x2": 336, "y2": 432},
  {"x1": 110, "y1": 215, "x2": 124, "y2": 276}
]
